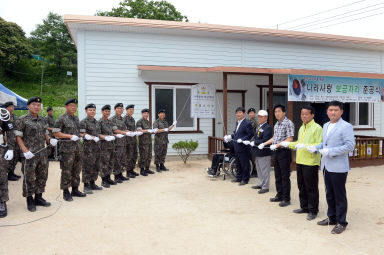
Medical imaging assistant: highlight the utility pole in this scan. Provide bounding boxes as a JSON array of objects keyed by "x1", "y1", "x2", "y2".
[{"x1": 40, "y1": 64, "x2": 44, "y2": 97}]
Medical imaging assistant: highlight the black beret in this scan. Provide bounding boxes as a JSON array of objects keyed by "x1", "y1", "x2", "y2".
[
  {"x1": 85, "y1": 103, "x2": 96, "y2": 110},
  {"x1": 158, "y1": 109, "x2": 166, "y2": 114},
  {"x1": 101, "y1": 105, "x2": 111, "y2": 111},
  {"x1": 65, "y1": 98, "x2": 78, "y2": 105},
  {"x1": 114, "y1": 103, "x2": 123, "y2": 109},
  {"x1": 27, "y1": 96, "x2": 42, "y2": 105},
  {"x1": 141, "y1": 108, "x2": 149, "y2": 113},
  {"x1": 247, "y1": 108, "x2": 256, "y2": 114},
  {"x1": 126, "y1": 104, "x2": 135, "y2": 110},
  {"x1": 46, "y1": 106, "x2": 53, "y2": 112},
  {"x1": 235, "y1": 107, "x2": 245, "y2": 113},
  {"x1": 3, "y1": 101, "x2": 14, "y2": 108}
]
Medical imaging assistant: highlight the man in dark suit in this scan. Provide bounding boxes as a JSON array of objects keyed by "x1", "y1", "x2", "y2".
[{"x1": 229, "y1": 107, "x2": 254, "y2": 185}]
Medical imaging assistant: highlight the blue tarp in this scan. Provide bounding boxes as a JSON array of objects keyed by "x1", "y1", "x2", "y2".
[{"x1": 0, "y1": 83, "x2": 28, "y2": 110}]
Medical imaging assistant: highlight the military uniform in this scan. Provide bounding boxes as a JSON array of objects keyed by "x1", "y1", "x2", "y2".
[
  {"x1": 7, "y1": 114, "x2": 21, "y2": 179},
  {"x1": 248, "y1": 117, "x2": 258, "y2": 176},
  {"x1": 124, "y1": 115, "x2": 138, "y2": 174},
  {"x1": 15, "y1": 113, "x2": 49, "y2": 198},
  {"x1": 153, "y1": 118, "x2": 169, "y2": 166},
  {"x1": 45, "y1": 114, "x2": 55, "y2": 159},
  {"x1": 110, "y1": 115, "x2": 127, "y2": 177},
  {"x1": 79, "y1": 117, "x2": 101, "y2": 184},
  {"x1": 136, "y1": 118, "x2": 152, "y2": 170},
  {"x1": 99, "y1": 117, "x2": 116, "y2": 178},
  {"x1": 53, "y1": 112, "x2": 81, "y2": 190}
]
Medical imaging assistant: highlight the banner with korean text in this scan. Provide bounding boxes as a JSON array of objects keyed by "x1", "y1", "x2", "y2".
[
  {"x1": 288, "y1": 74, "x2": 384, "y2": 102},
  {"x1": 191, "y1": 84, "x2": 216, "y2": 118}
]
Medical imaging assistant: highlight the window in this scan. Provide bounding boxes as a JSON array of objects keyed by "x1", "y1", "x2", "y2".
[
  {"x1": 152, "y1": 86, "x2": 197, "y2": 131},
  {"x1": 346, "y1": 102, "x2": 373, "y2": 128}
]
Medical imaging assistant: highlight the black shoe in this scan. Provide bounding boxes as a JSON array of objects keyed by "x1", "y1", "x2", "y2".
[
  {"x1": 146, "y1": 169, "x2": 155, "y2": 174},
  {"x1": 207, "y1": 169, "x2": 216, "y2": 176},
  {"x1": 35, "y1": 193, "x2": 51, "y2": 207},
  {"x1": 127, "y1": 170, "x2": 136, "y2": 178},
  {"x1": 101, "y1": 177, "x2": 110, "y2": 188},
  {"x1": 239, "y1": 181, "x2": 248, "y2": 186},
  {"x1": 279, "y1": 201, "x2": 291, "y2": 207},
  {"x1": 270, "y1": 196, "x2": 283, "y2": 202},
  {"x1": 317, "y1": 218, "x2": 337, "y2": 226},
  {"x1": 251, "y1": 185, "x2": 262, "y2": 189},
  {"x1": 83, "y1": 183, "x2": 93, "y2": 194},
  {"x1": 307, "y1": 213, "x2": 318, "y2": 221},
  {"x1": 0, "y1": 202, "x2": 7, "y2": 218},
  {"x1": 8, "y1": 172, "x2": 19, "y2": 181},
  {"x1": 140, "y1": 168, "x2": 148, "y2": 176},
  {"x1": 71, "y1": 187, "x2": 87, "y2": 197},
  {"x1": 118, "y1": 173, "x2": 129, "y2": 181},
  {"x1": 160, "y1": 164, "x2": 169, "y2": 171},
  {"x1": 258, "y1": 189, "x2": 269, "y2": 194},
  {"x1": 106, "y1": 175, "x2": 117, "y2": 185},
  {"x1": 90, "y1": 181, "x2": 103, "y2": 190},
  {"x1": 331, "y1": 224, "x2": 346, "y2": 234},
  {"x1": 114, "y1": 175, "x2": 123, "y2": 183},
  {"x1": 131, "y1": 170, "x2": 139, "y2": 176},
  {"x1": 231, "y1": 179, "x2": 241, "y2": 183},
  {"x1": 156, "y1": 164, "x2": 162, "y2": 172},
  {"x1": 27, "y1": 196, "x2": 36, "y2": 212},
  {"x1": 13, "y1": 172, "x2": 21, "y2": 179},
  {"x1": 63, "y1": 189, "x2": 73, "y2": 201},
  {"x1": 293, "y1": 208, "x2": 309, "y2": 214}
]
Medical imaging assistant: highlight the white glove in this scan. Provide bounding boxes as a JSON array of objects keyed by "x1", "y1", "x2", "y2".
[
  {"x1": 295, "y1": 143, "x2": 306, "y2": 149},
  {"x1": 250, "y1": 141, "x2": 255, "y2": 147},
  {"x1": 136, "y1": 131, "x2": 143, "y2": 136},
  {"x1": 280, "y1": 141, "x2": 290, "y2": 148},
  {"x1": 243, "y1": 140, "x2": 251, "y2": 145},
  {"x1": 4, "y1": 150, "x2": 13, "y2": 160},
  {"x1": 258, "y1": 143, "x2": 265, "y2": 150},
  {"x1": 319, "y1": 148, "x2": 329, "y2": 157},
  {"x1": 50, "y1": 138, "x2": 58, "y2": 146},
  {"x1": 237, "y1": 139, "x2": 243, "y2": 143},
  {"x1": 164, "y1": 128, "x2": 169, "y2": 132},
  {"x1": 125, "y1": 132, "x2": 133, "y2": 137},
  {"x1": 105, "y1": 136, "x2": 114, "y2": 141},
  {"x1": 152, "y1": 128, "x2": 158, "y2": 133},
  {"x1": 306, "y1": 145, "x2": 317, "y2": 153},
  {"x1": 270, "y1": 145, "x2": 277, "y2": 151},
  {"x1": 116, "y1": 134, "x2": 124, "y2": 138},
  {"x1": 71, "y1": 135, "x2": 79, "y2": 141},
  {"x1": 84, "y1": 134, "x2": 93, "y2": 140},
  {"x1": 172, "y1": 121, "x2": 177, "y2": 126},
  {"x1": 24, "y1": 151, "x2": 35, "y2": 159},
  {"x1": 93, "y1": 136, "x2": 100, "y2": 142}
]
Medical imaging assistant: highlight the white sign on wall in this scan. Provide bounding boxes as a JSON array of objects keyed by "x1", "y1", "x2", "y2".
[{"x1": 191, "y1": 84, "x2": 216, "y2": 118}]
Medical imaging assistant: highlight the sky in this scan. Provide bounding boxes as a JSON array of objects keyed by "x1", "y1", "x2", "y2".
[{"x1": 1, "y1": 0, "x2": 384, "y2": 39}]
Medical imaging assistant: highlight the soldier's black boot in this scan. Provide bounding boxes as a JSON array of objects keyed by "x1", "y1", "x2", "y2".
[
  {"x1": 146, "y1": 168, "x2": 155, "y2": 174},
  {"x1": 63, "y1": 189, "x2": 73, "y2": 202},
  {"x1": 127, "y1": 170, "x2": 136, "y2": 178},
  {"x1": 118, "y1": 173, "x2": 129, "y2": 181},
  {"x1": 132, "y1": 169, "x2": 139, "y2": 176},
  {"x1": 156, "y1": 164, "x2": 162, "y2": 172},
  {"x1": 160, "y1": 163, "x2": 169, "y2": 171},
  {"x1": 101, "y1": 177, "x2": 110, "y2": 188},
  {"x1": 71, "y1": 186, "x2": 87, "y2": 197},
  {"x1": 8, "y1": 171, "x2": 19, "y2": 181},
  {"x1": 140, "y1": 168, "x2": 148, "y2": 176},
  {"x1": 0, "y1": 201, "x2": 7, "y2": 218},
  {"x1": 114, "y1": 174, "x2": 123, "y2": 183},
  {"x1": 26, "y1": 196, "x2": 36, "y2": 212},
  {"x1": 90, "y1": 180, "x2": 103, "y2": 190},
  {"x1": 35, "y1": 193, "x2": 51, "y2": 207},
  {"x1": 107, "y1": 175, "x2": 117, "y2": 185},
  {"x1": 83, "y1": 183, "x2": 93, "y2": 194}
]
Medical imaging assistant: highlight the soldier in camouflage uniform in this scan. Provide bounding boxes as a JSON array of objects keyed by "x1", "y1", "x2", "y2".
[
  {"x1": 53, "y1": 98, "x2": 86, "y2": 201},
  {"x1": 123, "y1": 104, "x2": 140, "y2": 178},
  {"x1": 98, "y1": 105, "x2": 117, "y2": 188},
  {"x1": 110, "y1": 103, "x2": 130, "y2": 183},
  {"x1": 45, "y1": 106, "x2": 55, "y2": 160},
  {"x1": 79, "y1": 103, "x2": 103, "y2": 194},
  {"x1": 0, "y1": 106, "x2": 16, "y2": 217},
  {"x1": 3, "y1": 102, "x2": 21, "y2": 181},
  {"x1": 15, "y1": 97, "x2": 58, "y2": 212},
  {"x1": 136, "y1": 108, "x2": 155, "y2": 176},
  {"x1": 153, "y1": 109, "x2": 176, "y2": 172},
  {"x1": 248, "y1": 108, "x2": 258, "y2": 176}
]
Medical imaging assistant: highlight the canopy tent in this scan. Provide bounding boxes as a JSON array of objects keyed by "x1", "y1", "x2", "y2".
[{"x1": 0, "y1": 83, "x2": 28, "y2": 110}]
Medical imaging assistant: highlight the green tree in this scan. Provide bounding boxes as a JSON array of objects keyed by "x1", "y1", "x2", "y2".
[
  {"x1": 30, "y1": 12, "x2": 76, "y2": 70},
  {"x1": 172, "y1": 140, "x2": 199, "y2": 164},
  {"x1": 0, "y1": 17, "x2": 31, "y2": 76},
  {"x1": 96, "y1": 0, "x2": 188, "y2": 21}
]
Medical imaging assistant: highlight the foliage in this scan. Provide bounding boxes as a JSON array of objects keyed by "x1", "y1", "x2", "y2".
[
  {"x1": 172, "y1": 140, "x2": 199, "y2": 164},
  {"x1": 29, "y1": 12, "x2": 76, "y2": 70},
  {"x1": 0, "y1": 17, "x2": 31, "y2": 76},
  {"x1": 96, "y1": 0, "x2": 188, "y2": 21}
]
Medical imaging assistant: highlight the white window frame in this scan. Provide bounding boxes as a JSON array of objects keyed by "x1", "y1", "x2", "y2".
[
  {"x1": 262, "y1": 87, "x2": 288, "y2": 110},
  {"x1": 151, "y1": 85, "x2": 197, "y2": 131},
  {"x1": 348, "y1": 102, "x2": 373, "y2": 128}
]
